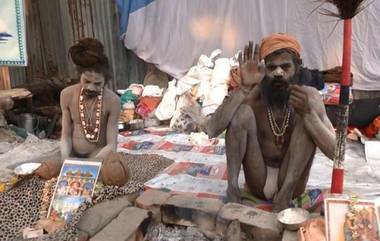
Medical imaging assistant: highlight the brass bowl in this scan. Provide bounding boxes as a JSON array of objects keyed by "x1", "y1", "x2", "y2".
[{"x1": 277, "y1": 208, "x2": 309, "y2": 231}]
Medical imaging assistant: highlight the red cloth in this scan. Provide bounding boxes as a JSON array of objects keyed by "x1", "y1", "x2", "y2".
[
  {"x1": 136, "y1": 96, "x2": 161, "y2": 118},
  {"x1": 364, "y1": 116, "x2": 380, "y2": 138}
]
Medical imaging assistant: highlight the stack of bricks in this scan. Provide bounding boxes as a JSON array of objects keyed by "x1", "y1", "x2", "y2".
[{"x1": 135, "y1": 189, "x2": 296, "y2": 241}]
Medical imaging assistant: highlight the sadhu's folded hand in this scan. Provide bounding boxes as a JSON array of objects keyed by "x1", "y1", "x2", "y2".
[{"x1": 239, "y1": 42, "x2": 265, "y2": 94}]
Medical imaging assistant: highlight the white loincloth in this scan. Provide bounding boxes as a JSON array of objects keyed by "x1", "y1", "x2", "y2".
[{"x1": 263, "y1": 166, "x2": 279, "y2": 200}]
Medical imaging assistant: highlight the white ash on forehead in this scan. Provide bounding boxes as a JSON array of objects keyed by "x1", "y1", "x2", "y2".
[{"x1": 0, "y1": 153, "x2": 174, "y2": 241}]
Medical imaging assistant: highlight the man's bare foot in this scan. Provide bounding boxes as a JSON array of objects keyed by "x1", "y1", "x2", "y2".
[
  {"x1": 227, "y1": 185, "x2": 241, "y2": 203},
  {"x1": 272, "y1": 192, "x2": 291, "y2": 213}
]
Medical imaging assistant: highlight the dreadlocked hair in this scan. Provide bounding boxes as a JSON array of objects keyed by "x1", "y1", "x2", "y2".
[{"x1": 69, "y1": 38, "x2": 111, "y2": 82}]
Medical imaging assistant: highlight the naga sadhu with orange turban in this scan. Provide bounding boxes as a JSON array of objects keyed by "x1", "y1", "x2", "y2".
[{"x1": 191, "y1": 32, "x2": 335, "y2": 215}]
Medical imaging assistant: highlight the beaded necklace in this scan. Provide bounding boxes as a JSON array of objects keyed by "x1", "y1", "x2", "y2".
[
  {"x1": 267, "y1": 105, "x2": 291, "y2": 146},
  {"x1": 78, "y1": 87, "x2": 103, "y2": 143}
]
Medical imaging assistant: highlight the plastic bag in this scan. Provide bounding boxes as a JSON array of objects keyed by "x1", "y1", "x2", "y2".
[
  {"x1": 155, "y1": 80, "x2": 178, "y2": 121},
  {"x1": 170, "y1": 93, "x2": 200, "y2": 133},
  {"x1": 142, "y1": 85, "x2": 163, "y2": 97},
  {"x1": 176, "y1": 49, "x2": 221, "y2": 96},
  {"x1": 201, "y1": 58, "x2": 231, "y2": 116}
]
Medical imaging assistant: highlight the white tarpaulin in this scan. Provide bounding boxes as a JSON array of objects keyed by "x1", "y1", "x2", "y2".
[
  {"x1": 118, "y1": 0, "x2": 380, "y2": 90},
  {"x1": 0, "y1": 0, "x2": 27, "y2": 66}
]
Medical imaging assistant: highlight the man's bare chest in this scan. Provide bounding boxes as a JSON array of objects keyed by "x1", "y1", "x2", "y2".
[
  {"x1": 251, "y1": 102, "x2": 294, "y2": 165},
  {"x1": 70, "y1": 98, "x2": 109, "y2": 125}
]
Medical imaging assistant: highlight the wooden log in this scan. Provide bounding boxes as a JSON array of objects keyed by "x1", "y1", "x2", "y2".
[
  {"x1": 0, "y1": 88, "x2": 32, "y2": 100},
  {"x1": 0, "y1": 67, "x2": 11, "y2": 90}
]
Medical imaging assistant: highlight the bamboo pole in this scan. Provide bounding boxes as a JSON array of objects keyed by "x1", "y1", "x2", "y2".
[
  {"x1": 331, "y1": 19, "x2": 352, "y2": 194},
  {"x1": 320, "y1": 0, "x2": 367, "y2": 194}
]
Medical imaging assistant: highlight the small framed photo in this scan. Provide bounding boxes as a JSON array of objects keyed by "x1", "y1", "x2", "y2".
[
  {"x1": 375, "y1": 199, "x2": 380, "y2": 232},
  {"x1": 325, "y1": 197, "x2": 380, "y2": 241},
  {"x1": 47, "y1": 159, "x2": 101, "y2": 223}
]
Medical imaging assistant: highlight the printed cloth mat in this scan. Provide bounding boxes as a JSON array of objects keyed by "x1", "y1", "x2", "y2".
[
  {"x1": 118, "y1": 127, "x2": 380, "y2": 201},
  {"x1": 145, "y1": 161, "x2": 229, "y2": 199},
  {"x1": 242, "y1": 188, "x2": 327, "y2": 213},
  {"x1": 120, "y1": 140, "x2": 225, "y2": 155},
  {"x1": 119, "y1": 127, "x2": 225, "y2": 156},
  {"x1": 118, "y1": 127, "x2": 230, "y2": 199}
]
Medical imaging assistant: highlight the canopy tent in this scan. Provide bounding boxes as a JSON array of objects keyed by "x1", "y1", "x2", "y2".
[{"x1": 117, "y1": 0, "x2": 380, "y2": 91}]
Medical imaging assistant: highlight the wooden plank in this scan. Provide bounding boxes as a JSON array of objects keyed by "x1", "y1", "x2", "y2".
[
  {"x1": 38, "y1": 0, "x2": 68, "y2": 77},
  {"x1": 0, "y1": 88, "x2": 32, "y2": 100},
  {"x1": 0, "y1": 67, "x2": 11, "y2": 90},
  {"x1": 24, "y1": 0, "x2": 47, "y2": 81}
]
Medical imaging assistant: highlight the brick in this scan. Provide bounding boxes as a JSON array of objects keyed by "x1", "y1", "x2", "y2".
[
  {"x1": 282, "y1": 230, "x2": 298, "y2": 241},
  {"x1": 161, "y1": 195, "x2": 223, "y2": 234},
  {"x1": 77, "y1": 231, "x2": 90, "y2": 241},
  {"x1": 136, "y1": 189, "x2": 172, "y2": 208},
  {"x1": 225, "y1": 219, "x2": 241, "y2": 241},
  {"x1": 0, "y1": 141, "x2": 11, "y2": 153},
  {"x1": 126, "y1": 191, "x2": 140, "y2": 204},
  {"x1": 78, "y1": 196, "x2": 131, "y2": 237},
  {"x1": 136, "y1": 189, "x2": 171, "y2": 221},
  {"x1": 90, "y1": 207, "x2": 151, "y2": 241},
  {"x1": 35, "y1": 218, "x2": 65, "y2": 234},
  {"x1": 216, "y1": 203, "x2": 282, "y2": 241}
]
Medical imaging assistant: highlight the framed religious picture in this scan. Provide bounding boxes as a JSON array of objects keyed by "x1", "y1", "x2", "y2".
[
  {"x1": 47, "y1": 159, "x2": 101, "y2": 223},
  {"x1": 375, "y1": 199, "x2": 380, "y2": 232},
  {"x1": 325, "y1": 197, "x2": 380, "y2": 241},
  {"x1": 0, "y1": 0, "x2": 27, "y2": 66}
]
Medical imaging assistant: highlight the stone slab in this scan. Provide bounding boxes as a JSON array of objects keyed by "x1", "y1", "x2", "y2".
[
  {"x1": 136, "y1": 189, "x2": 171, "y2": 221},
  {"x1": 282, "y1": 230, "x2": 298, "y2": 241},
  {"x1": 78, "y1": 196, "x2": 131, "y2": 237},
  {"x1": 90, "y1": 207, "x2": 150, "y2": 241},
  {"x1": 161, "y1": 195, "x2": 223, "y2": 233},
  {"x1": 216, "y1": 203, "x2": 282, "y2": 241}
]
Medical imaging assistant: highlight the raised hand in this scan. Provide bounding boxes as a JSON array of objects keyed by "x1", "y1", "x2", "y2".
[{"x1": 238, "y1": 42, "x2": 265, "y2": 94}]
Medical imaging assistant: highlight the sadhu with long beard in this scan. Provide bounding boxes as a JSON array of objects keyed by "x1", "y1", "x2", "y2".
[
  {"x1": 196, "y1": 33, "x2": 336, "y2": 212},
  {"x1": 36, "y1": 38, "x2": 130, "y2": 186}
]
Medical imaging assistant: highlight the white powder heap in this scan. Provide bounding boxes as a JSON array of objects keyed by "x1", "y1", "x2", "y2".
[{"x1": 278, "y1": 208, "x2": 308, "y2": 224}]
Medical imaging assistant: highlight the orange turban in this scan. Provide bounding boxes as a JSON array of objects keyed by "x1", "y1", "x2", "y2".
[{"x1": 259, "y1": 33, "x2": 301, "y2": 60}]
